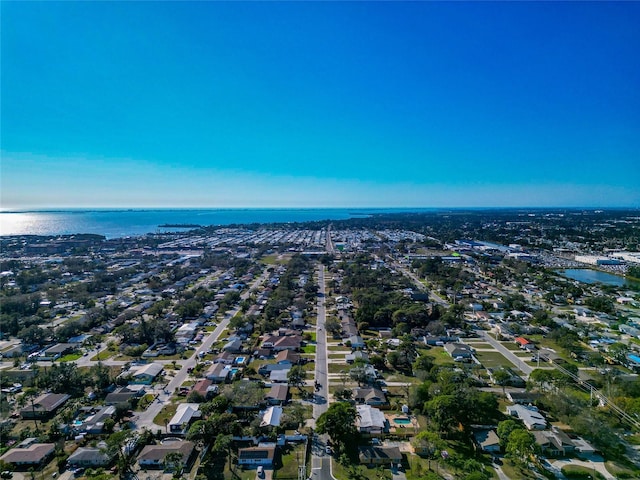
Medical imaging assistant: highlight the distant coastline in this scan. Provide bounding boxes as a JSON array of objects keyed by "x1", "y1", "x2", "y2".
[
  {"x1": 158, "y1": 223, "x2": 202, "y2": 228},
  {"x1": 0, "y1": 208, "x2": 392, "y2": 238}
]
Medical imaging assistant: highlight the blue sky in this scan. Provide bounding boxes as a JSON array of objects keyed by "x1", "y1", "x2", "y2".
[{"x1": 2, "y1": 1, "x2": 639, "y2": 208}]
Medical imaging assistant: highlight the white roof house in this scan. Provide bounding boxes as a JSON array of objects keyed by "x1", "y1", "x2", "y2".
[
  {"x1": 260, "y1": 406, "x2": 283, "y2": 427},
  {"x1": 506, "y1": 404, "x2": 547, "y2": 430},
  {"x1": 131, "y1": 363, "x2": 163, "y2": 383},
  {"x1": 169, "y1": 404, "x2": 201, "y2": 434},
  {"x1": 356, "y1": 404, "x2": 387, "y2": 435}
]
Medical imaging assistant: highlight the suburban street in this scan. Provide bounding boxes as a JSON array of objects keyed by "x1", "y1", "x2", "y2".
[
  {"x1": 310, "y1": 265, "x2": 334, "y2": 480},
  {"x1": 133, "y1": 268, "x2": 271, "y2": 431},
  {"x1": 480, "y1": 330, "x2": 534, "y2": 378}
]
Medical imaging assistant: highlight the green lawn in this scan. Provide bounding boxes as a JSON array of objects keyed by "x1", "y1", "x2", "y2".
[
  {"x1": 90, "y1": 349, "x2": 117, "y2": 361},
  {"x1": 153, "y1": 403, "x2": 178, "y2": 428},
  {"x1": 136, "y1": 394, "x2": 155, "y2": 411},
  {"x1": 328, "y1": 362, "x2": 348, "y2": 374},
  {"x1": 499, "y1": 342, "x2": 521, "y2": 351},
  {"x1": 59, "y1": 352, "x2": 83, "y2": 362},
  {"x1": 430, "y1": 349, "x2": 455, "y2": 366},
  {"x1": 500, "y1": 459, "x2": 539, "y2": 479},
  {"x1": 276, "y1": 442, "x2": 307, "y2": 478},
  {"x1": 475, "y1": 351, "x2": 512, "y2": 369},
  {"x1": 302, "y1": 345, "x2": 316, "y2": 354},
  {"x1": 561, "y1": 464, "x2": 605, "y2": 479}
]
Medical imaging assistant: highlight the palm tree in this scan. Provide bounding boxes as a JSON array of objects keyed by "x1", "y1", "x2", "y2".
[{"x1": 164, "y1": 452, "x2": 184, "y2": 478}]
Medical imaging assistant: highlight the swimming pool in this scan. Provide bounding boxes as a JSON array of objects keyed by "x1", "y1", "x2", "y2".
[
  {"x1": 235, "y1": 356, "x2": 246, "y2": 364},
  {"x1": 393, "y1": 417, "x2": 411, "y2": 425}
]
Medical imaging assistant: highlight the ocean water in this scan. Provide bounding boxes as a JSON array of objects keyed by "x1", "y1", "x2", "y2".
[{"x1": 0, "y1": 208, "x2": 389, "y2": 239}]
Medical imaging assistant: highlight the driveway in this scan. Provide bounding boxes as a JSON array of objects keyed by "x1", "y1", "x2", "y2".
[{"x1": 551, "y1": 456, "x2": 615, "y2": 480}]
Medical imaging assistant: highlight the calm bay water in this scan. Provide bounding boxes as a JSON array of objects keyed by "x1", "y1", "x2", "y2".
[
  {"x1": 0, "y1": 208, "x2": 389, "y2": 239},
  {"x1": 557, "y1": 268, "x2": 640, "y2": 288}
]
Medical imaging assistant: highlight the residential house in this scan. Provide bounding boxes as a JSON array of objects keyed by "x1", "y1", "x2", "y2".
[
  {"x1": 191, "y1": 379, "x2": 215, "y2": 400},
  {"x1": 515, "y1": 337, "x2": 536, "y2": 352},
  {"x1": 506, "y1": 391, "x2": 540, "y2": 405},
  {"x1": 237, "y1": 446, "x2": 276, "y2": 466},
  {"x1": 354, "y1": 387, "x2": 388, "y2": 407},
  {"x1": 348, "y1": 335, "x2": 365, "y2": 349},
  {"x1": 169, "y1": 403, "x2": 201, "y2": 435},
  {"x1": 506, "y1": 404, "x2": 547, "y2": 430},
  {"x1": 20, "y1": 393, "x2": 70, "y2": 419},
  {"x1": 260, "y1": 406, "x2": 283, "y2": 427},
  {"x1": 79, "y1": 405, "x2": 116, "y2": 434},
  {"x1": 350, "y1": 364, "x2": 379, "y2": 383},
  {"x1": 129, "y1": 363, "x2": 163, "y2": 384},
  {"x1": 270, "y1": 369, "x2": 290, "y2": 383},
  {"x1": 262, "y1": 335, "x2": 301, "y2": 352},
  {"x1": 205, "y1": 363, "x2": 232, "y2": 383},
  {"x1": 213, "y1": 350, "x2": 236, "y2": 364},
  {"x1": 533, "y1": 429, "x2": 575, "y2": 457},
  {"x1": 258, "y1": 364, "x2": 291, "y2": 376},
  {"x1": 67, "y1": 447, "x2": 111, "y2": 468},
  {"x1": 346, "y1": 351, "x2": 369, "y2": 364},
  {"x1": 137, "y1": 440, "x2": 195, "y2": 470},
  {"x1": 223, "y1": 338, "x2": 243, "y2": 353},
  {"x1": 38, "y1": 343, "x2": 75, "y2": 361},
  {"x1": 275, "y1": 349, "x2": 300, "y2": 365},
  {"x1": 356, "y1": 405, "x2": 387, "y2": 435},
  {"x1": 0, "y1": 440, "x2": 55, "y2": 470},
  {"x1": 444, "y1": 343, "x2": 474, "y2": 360},
  {"x1": 474, "y1": 430, "x2": 501, "y2": 453},
  {"x1": 105, "y1": 386, "x2": 145, "y2": 406},
  {"x1": 358, "y1": 446, "x2": 402, "y2": 466},
  {"x1": 265, "y1": 385, "x2": 289, "y2": 405}
]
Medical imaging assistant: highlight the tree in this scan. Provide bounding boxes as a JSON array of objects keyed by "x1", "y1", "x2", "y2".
[
  {"x1": 315, "y1": 402, "x2": 360, "y2": 454},
  {"x1": 164, "y1": 451, "x2": 184, "y2": 478},
  {"x1": 607, "y1": 342, "x2": 630, "y2": 364},
  {"x1": 288, "y1": 365, "x2": 307, "y2": 393},
  {"x1": 505, "y1": 429, "x2": 537, "y2": 462},
  {"x1": 412, "y1": 429, "x2": 444, "y2": 459},
  {"x1": 213, "y1": 434, "x2": 233, "y2": 469},
  {"x1": 105, "y1": 430, "x2": 138, "y2": 480},
  {"x1": 492, "y1": 369, "x2": 512, "y2": 396},
  {"x1": 17, "y1": 325, "x2": 48, "y2": 345},
  {"x1": 282, "y1": 403, "x2": 306, "y2": 430},
  {"x1": 497, "y1": 419, "x2": 523, "y2": 448},
  {"x1": 412, "y1": 354, "x2": 435, "y2": 376},
  {"x1": 325, "y1": 317, "x2": 342, "y2": 337},
  {"x1": 424, "y1": 394, "x2": 460, "y2": 435}
]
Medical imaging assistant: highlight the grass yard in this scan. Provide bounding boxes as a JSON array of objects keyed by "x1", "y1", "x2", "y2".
[
  {"x1": 153, "y1": 402, "x2": 178, "y2": 427},
  {"x1": 561, "y1": 465, "x2": 606, "y2": 479},
  {"x1": 59, "y1": 352, "x2": 83, "y2": 362},
  {"x1": 604, "y1": 460, "x2": 640, "y2": 478},
  {"x1": 136, "y1": 394, "x2": 155, "y2": 411},
  {"x1": 475, "y1": 351, "x2": 512, "y2": 369},
  {"x1": 90, "y1": 348, "x2": 117, "y2": 361},
  {"x1": 302, "y1": 345, "x2": 316, "y2": 354},
  {"x1": 430, "y1": 349, "x2": 455, "y2": 366},
  {"x1": 500, "y1": 459, "x2": 540, "y2": 479},
  {"x1": 499, "y1": 342, "x2": 521, "y2": 351},
  {"x1": 328, "y1": 362, "x2": 348, "y2": 374},
  {"x1": 276, "y1": 442, "x2": 307, "y2": 478}
]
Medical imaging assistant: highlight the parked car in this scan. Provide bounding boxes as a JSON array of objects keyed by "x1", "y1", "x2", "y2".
[{"x1": 257, "y1": 466, "x2": 264, "y2": 477}]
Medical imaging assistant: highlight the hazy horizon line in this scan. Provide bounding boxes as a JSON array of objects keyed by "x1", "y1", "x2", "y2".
[{"x1": 2, "y1": 205, "x2": 639, "y2": 213}]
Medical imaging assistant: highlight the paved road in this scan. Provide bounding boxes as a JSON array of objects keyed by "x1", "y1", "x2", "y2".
[
  {"x1": 389, "y1": 258, "x2": 449, "y2": 306},
  {"x1": 325, "y1": 225, "x2": 334, "y2": 254},
  {"x1": 134, "y1": 268, "x2": 271, "y2": 431},
  {"x1": 479, "y1": 330, "x2": 533, "y2": 378},
  {"x1": 309, "y1": 265, "x2": 335, "y2": 480}
]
